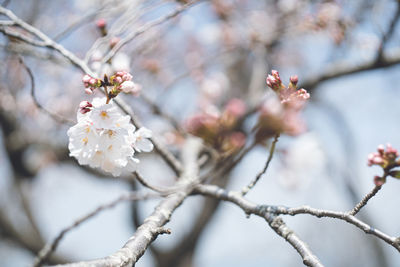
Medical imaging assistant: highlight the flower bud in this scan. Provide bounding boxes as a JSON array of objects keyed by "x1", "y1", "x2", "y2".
[
  {"x1": 119, "y1": 81, "x2": 136, "y2": 93},
  {"x1": 266, "y1": 70, "x2": 282, "y2": 91},
  {"x1": 290, "y1": 75, "x2": 298, "y2": 86},
  {"x1": 82, "y1": 74, "x2": 91, "y2": 83},
  {"x1": 79, "y1": 101, "x2": 93, "y2": 114},
  {"x1": 96, "y1": 18, "x2": 106, "y2": 29}
]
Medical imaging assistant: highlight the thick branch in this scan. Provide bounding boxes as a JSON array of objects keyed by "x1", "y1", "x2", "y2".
[{"x1": 53, "y1": 138, "x2": 202, "y2": 267}]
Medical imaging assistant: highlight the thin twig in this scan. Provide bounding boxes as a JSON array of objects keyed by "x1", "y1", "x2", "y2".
[
  {"x1": 114, "y1": 98, "x2": 183, "y2": 175},
  {"x1": 33, "y1": 191, "x2": 158, "y2": 267},
  {"x1": 375, "y1": 1, "x2": 400, "y2": 62},
  {"x1": 0, "y1": 6, "x2": 93, "y2": 74},
  {"x1": 53, "y1": 9, "x2": 102, "y2": 42},
  {"x1": 348, "y1": 185, "x2": 382, "y2": 216},
  {"x1": 18, "y1": 57, "x2": 74, "y2": 125},
  {"x1": 241, "y1": 133, "x2": 280, "y2": 196},
  {"x1": 101, "y1": 0, "x2": 200, "y2": 64}
]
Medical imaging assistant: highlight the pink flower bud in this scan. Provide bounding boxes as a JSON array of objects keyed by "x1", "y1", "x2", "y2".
[
  {"x1": 119, "y1": 81, "x2": 136, "y2": 93},
  {"x1": 79, "y1": 101, "x2": 93, "y2": 114},
  {"x1": 122, "y1": 72, "x2": 133, "y2": 81},
  {"x1": 271, "y1": 70, "x2": 279, "y2": 77},
  {"x1": 114, "y1": 76, "x2": 123, "y2": 84},
  {"x1": 266, "y1": 71, "x2": 282, "y2": 91},
  {"x1": 367, "y1": 153, "x2": 375, "y2": 160},
  {"x1": 290, "y1": 75, "x2": 298, "y2": 85},
  {"x1": 82, "y1": 74, "x2": 91, "y2": 83},
  {"x1": 89, "y1": 78, "x2": 97, "y2": 86},
  {"x1": 96, "y1": 18, "x2": 106, "y2": 28},
  {"x1": 372, "y1": 157, "x2": 383, "y2": 165},
  {"x1": 296, "y1": 89, "x2": 310, "y2": 100},
  {"x1": 85, "y1": 88, "x2": 93, "y2": 95}
]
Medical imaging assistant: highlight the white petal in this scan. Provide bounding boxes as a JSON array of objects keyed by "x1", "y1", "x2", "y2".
[{"x1": 135, "y1": 139, "x2": 154, "y2": 152}]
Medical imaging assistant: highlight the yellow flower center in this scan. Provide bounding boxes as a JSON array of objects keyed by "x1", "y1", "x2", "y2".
[
  {"x1": 100, "y1": 110, "x2": 109, "y2": 119},
  {"x1": 82, "y1": 137, "x2": 88, "y2": 145}
]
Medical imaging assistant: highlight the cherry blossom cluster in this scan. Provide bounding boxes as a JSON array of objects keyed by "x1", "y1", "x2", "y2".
[
  {"x1": 109, "y1": 71, "x2": 137, "y2": 94},
  {"x1": 82, "y1": 74, "x2": 102, "y2": 94},
  {"x1": 266, "y1": 70, "x2": 310, "y2": 104},
  {"x1": 68, "y1": 97, "x2": 153, "y2": 176},
  {"x1": 186, "y1": 98, "x2": 246, "y2": 155},
  {"x1": 368, "y1": 144, "x2": 400, "y2": 186},
  {"x1": 82, "y1": 71, "x2": 140, "y2": 102},
  {"x1": 255, "y1": 70, "x2": 310, "y2": 141}
]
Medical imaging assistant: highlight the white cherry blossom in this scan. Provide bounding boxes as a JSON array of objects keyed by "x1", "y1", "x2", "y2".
[
  {"x1": 132, "y1": 127, "x2": 154, "y2": 152},
  {"x1": 68, "y1": 97, "x2": 153, "y2": 176}
]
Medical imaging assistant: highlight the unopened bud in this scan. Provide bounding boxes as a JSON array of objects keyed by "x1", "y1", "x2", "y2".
[
  {"x1": 266, "y1": 70, "x2": 282, "y2": 91},
  {"x1": 119, "y1": 81, "x2": 136, "y2": 93},
  {"x1": 79, "y1": 101, "x2": 93, "y2": 114},
  {"x1": 82, "y1": 74, "x2": 91, "y2": 83},
  {"x1": 96, "y1": 18, "x2": 106, "y2": 29},
  {"x1": 290, "y1": 75, "x2": 298, "y2": 85}
]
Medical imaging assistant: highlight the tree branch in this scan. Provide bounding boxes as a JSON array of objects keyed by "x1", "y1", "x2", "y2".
[
  {"x1": 375, "y1": 1, "x2": 400, "y2": 61},
  {"x1": 52, "y1": 138, "x2": 202, "y2": 267},
  {"x1": 241, "y1": 134, "x2": 279, "y2": 196},
  {"x1": 101, "y1": 0, "x2": 200, "y2": 64},
  {"x1": 33, "y1": 191, "x2": 158, "y2": 267},
  {"x1": 348, "y1": 185, "x2": 382, "y2": 216},
  {"x1": 301, "y1": 49, "x2": 400, "y2": 91},
  {"x1": 18, "y1": 56, "x2": 74, "y2": 125},
  {"x1": 195, "y1": 185, "x2": 323, "y2": 267}
]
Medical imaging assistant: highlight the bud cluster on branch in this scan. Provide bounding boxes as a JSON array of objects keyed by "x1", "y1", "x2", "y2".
[{"x1": 68, "y1": 71, "x2": 151, "y2": 176}]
